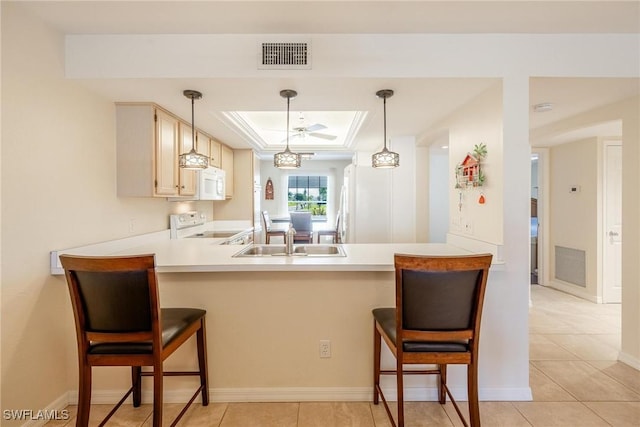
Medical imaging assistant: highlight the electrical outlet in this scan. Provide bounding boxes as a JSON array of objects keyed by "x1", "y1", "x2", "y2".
[
  {"x1": 129, "y1": 219, "x2": 137, "y2": 233},
  {"x1": 319, "y1": 340, "x2": 331, "y2": 358}
]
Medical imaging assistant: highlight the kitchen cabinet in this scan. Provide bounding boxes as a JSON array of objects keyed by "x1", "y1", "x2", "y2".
[
  {"x1": 196, "y1": 131, "x2": 210, "y2": 161},
  {"x1": 116, "y1": 103, "x2": 229, "y2": 198},
  {"x1": 178, "y1": 122, "x2": 198, "y2": 196},
  {"x1": 209, "y1": 138, "x2": 222, "y2": 168},
  {"x1": 221, "y1": 144, "x2": 234, "y2": 199},
  {"x1": 117, "y1": 104, "x2": 180, "y2": 197}
]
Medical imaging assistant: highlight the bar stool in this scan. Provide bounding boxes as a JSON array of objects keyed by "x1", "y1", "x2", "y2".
[{"x1": 60, "y1": 254, "x2": 209, "y2": 427}]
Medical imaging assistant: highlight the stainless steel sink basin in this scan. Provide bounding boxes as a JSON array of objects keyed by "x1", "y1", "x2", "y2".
[
  {"x1": 233, "y1": 244, "x2": 346, "y2": 257},
  {"x1": 293, "y1": 245, "x2": 344, "y2": 256}
]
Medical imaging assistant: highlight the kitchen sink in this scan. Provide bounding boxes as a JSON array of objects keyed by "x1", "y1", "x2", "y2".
[
  {"x1": 233, "y1": 244, "x2": 346, "y2": 257},
  {"x1": 293, "y1": 245, "x2": 344, "y2": 256}
]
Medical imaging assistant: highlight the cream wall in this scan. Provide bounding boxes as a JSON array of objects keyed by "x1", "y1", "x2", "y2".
[
  {"x1": 424, "y1": 83, "x2": 504, "y2": 246},
  {"x1": 0, "y1": 4, "x2": 211, "y2": 422},
  {"x1": 548, "y1": 138, "x2": 599, "y2": 300}
]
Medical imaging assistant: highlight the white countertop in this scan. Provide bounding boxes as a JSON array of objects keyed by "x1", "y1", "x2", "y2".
[{"x1": 51, "y1": 231, "x2": 485, "y2": 274}]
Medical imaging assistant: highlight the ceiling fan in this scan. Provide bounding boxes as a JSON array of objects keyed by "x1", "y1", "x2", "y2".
[{"x1": 287, "y1": 113, "x2": 338, "y2": 141}]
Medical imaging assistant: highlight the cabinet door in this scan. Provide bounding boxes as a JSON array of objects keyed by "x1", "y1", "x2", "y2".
[
  {"x1": 210, "y1": 138, "x2": 222, "y2": 168},
  {"x1": 197, "y1": 131, "x2": 210, "y2": 161},
  {"x1": 178, "y1": 122, "x2": 197, "y2": 196},
  {"x1": 154, "y1": 109, "x2": 179, "y2": 196},
  {"x1": 221, "y1": 144, "x2": 234, "y2": 198}
]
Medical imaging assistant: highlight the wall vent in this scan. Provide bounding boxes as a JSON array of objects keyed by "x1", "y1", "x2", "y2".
[
  {"x1": 554, "y1": 246, "x2": 586, "y2": 287},
  {"x1": 259, "y1": 41, "x2": 311, "y2": 70}
]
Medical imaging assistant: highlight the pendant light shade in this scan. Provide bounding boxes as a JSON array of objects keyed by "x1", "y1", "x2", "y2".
[
  {"x1": 274, "y1": 89, "x2": 301, "y2": 169},
  {"x1": 179, "y1": 90, "x2": 209, "y2": 169},
  {"x1": 372, "y1": 89, "x2": 399, "y2": 169}
]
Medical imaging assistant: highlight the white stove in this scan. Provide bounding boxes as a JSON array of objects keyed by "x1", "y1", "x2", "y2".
[{"x1": 169, "y1": 212, "x2": 253, "y2": 244}]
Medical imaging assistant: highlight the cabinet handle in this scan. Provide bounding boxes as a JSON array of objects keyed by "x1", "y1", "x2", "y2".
[{"x1": 181, "y1": 185, "x2": 185, "y2": 189}]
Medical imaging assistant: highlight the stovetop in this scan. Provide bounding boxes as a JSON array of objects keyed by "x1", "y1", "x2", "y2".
[{"x1": 186, "y1": 231, "x2": 240, "y2": 239}]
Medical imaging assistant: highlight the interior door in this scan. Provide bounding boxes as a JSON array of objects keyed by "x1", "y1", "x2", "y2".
[{"x1": 603, "y1": 142, "x2": 622, "y2": 303}]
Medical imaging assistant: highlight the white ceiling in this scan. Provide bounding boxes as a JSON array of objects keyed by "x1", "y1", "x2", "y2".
[
  {"x1": 18, "y1": 1, "x2": 640, "y2": 35},
  {"x1": 14, "y1": 1, "x2": 640, "y2": 159}
]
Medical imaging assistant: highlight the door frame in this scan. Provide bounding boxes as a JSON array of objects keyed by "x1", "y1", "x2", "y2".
[
  {"x1": 601, "y1": 139, "x2": 623, "y2": 303},
  {"x1": 531, "y1": 147, "x2": 549, "y2": 288}
]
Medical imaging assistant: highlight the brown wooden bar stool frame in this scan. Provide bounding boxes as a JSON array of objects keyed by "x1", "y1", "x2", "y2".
[
  {"x1": 262, "y1": 210, "x2": 287, "y2": 244},
  {"x1": 60, "y1": 254, "x2": 209, "y2": 427},
  {"x1": 373, "y1": 253, "x2": 493, "y2": 427},
  {"x1": 317, "y1": 211, "x2": 341, "y2": 244}
]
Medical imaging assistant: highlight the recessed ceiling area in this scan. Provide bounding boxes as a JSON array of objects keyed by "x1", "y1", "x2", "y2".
[{"x1": 222, "y1": 110, "x2": 367, "y2": 153}]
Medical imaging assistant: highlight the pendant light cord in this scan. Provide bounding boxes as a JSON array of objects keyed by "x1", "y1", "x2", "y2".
[
  {"x1": 191, "y1": 95, "x2": 196, "y2": 150},
  {"x1": 383, "y1": 95, "x2": 387, "y2": 150},
  {"x1": 286, "y1": 95, "x2": 291, "y2": 150}
]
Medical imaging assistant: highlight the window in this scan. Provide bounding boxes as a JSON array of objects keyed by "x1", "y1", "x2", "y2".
[{"x1": 288, "y1": 175, "x2": 327, "y2": 217}]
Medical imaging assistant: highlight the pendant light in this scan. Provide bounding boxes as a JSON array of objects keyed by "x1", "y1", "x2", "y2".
[
  {"x1": 179, "y1": 90, "x2": 209, "y2": 169},
  {"x1": 274, "y1": 89, "x2": 301, "y2": 169},
  {"x1": 372, "y1": 89, "x2": 399, "y2": 168}
]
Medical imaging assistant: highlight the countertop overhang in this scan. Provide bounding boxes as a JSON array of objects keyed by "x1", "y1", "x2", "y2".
[{"x1": 50, "y1": 230, "x2": 501, "y2": 275}]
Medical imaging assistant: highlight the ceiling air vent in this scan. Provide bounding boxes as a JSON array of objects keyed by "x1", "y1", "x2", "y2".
[{"x1": 259, "y1": 41, "x2": 311, "y2": 70}]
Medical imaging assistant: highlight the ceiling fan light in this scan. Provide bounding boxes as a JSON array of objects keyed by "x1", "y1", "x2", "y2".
[{"x1": 372, "y1": 146, "x2": 399, "y2": 168}]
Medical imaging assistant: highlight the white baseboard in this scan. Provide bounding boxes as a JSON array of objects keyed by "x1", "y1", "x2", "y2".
[
  {"x1": 547, "y1": 280, "x2": 599, "y2": 303},
  {"x1": 65, "y1": 386, "x2": 532, "y2": 405},
  {"x1": 618, "y1": 351, "x2": 640, "y2": 370}
]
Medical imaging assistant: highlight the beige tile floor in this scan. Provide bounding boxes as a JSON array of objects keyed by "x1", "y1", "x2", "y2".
[{"x1": 48, "y1": 285, "x2": 640, "y2": 426}]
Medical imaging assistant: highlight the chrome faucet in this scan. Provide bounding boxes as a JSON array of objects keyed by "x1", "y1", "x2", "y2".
[{"x1": 286, "y1": 223, "x2": 296, "y2": 255}]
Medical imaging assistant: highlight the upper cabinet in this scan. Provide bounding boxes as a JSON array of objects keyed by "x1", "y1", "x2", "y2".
[
  {"x1": 221, "y1": 144, "x2": 234, "y2": 199},
  {"x1": 209, "y1": 138, "x2": 222, "y2": 168},
  {"x1": 116, "y1": 103, "x2": 234, "y2": 198},
  {"x1": 117, "y1": 104, "x2": 179, "y2": 197},
  {"x1": 178, "y1": 123, "x2": 198, "y2": 196}
]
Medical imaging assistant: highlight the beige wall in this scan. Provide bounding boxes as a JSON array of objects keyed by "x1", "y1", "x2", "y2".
[
  {"x1": 425, "y1": 83, "x2": 504, "y2": 246},
  {"x1": 548, "y1": 138, "x2": 599, "y2": 299},
  {"x1": 620, "y1": 97, "x2": 640, "y2": 367},
  {"x1": 0, "y1": 4, "x2": 211, "y2": 421}
]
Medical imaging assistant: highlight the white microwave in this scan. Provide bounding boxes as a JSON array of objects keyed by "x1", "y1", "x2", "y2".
[{"x1": 198, "y1": 167, "x2": 225, "y2": 200}]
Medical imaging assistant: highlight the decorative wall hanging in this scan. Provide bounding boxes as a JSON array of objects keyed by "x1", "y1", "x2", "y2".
[
  {"x1": 455, "y1": 143, "x2": 487, "y2": 189},
  {"x1": 265, "y1": 178, "x2": 274, "y2": 200}
]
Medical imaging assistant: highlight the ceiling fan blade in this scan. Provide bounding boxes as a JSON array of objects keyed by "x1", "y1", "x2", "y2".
[
  {"x1": 304, "y1": 123, "x2": 327, "y2": 132},
  {"x1": 308, "y1": 132, "x2": 337, "y2": 140}
]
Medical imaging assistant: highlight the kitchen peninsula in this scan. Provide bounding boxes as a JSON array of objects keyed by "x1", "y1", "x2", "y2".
[{"x1": 51, "y1": 237, "x2": 527, "y2": 403}]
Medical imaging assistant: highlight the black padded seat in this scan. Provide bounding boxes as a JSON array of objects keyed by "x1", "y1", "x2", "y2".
[
  {"x1": 88, "y1": 308, "x2": 206, "y2": 355},
  {"x1": 372, "y1": 308, "x2": 469, "y2": 353}
]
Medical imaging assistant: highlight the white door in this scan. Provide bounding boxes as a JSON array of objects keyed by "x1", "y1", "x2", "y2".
[{"x1": 603, "y1": 142, "x2": 622, "y2": 303}]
